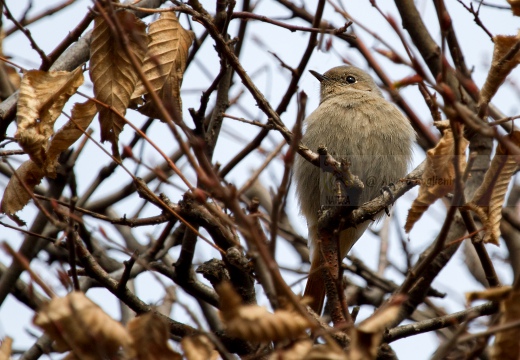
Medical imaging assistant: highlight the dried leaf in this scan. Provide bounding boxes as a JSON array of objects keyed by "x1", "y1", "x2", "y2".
[
  {"x1": 89, "y1": 11, "x2": 148, "y2": 158},
  {"x1": 507, "y1": 0, "x2": 520, "y2": 16},
  {"x1": 0, "y1": 337, "x2": 12, "y2": 360},
  {"x1": 127, "y1": 312, "x2": 181, "y2": 360},
  {"x1": 348, "y1": 296, "x2": 404, "y2": 360},
  {"x1": 62, "y1": 354, "x2": 81, "y2": 360},
  {"x1": 4, "y1": 64, "x2": 21, "y2": 91},
  {"x1": 33, "y1": 292, "x2": 131, "y2": 359},
  {"x1": 217, "y1": 282, "x2": 311, "y2": 342},
  {"x1": 230, "y1": 307, "x2": 311, "y2": 342},
  {"x1": 131, "y1": 11, "x2": 194, "y2": 120},
  {"x1": 466, "y1": 286, "x2": 512, "y2": 304},
  {"x1": 490, "y1": 288, "x2": 520, "y2": 360},
  {"x1": 16, "y1": 67, "x2": 83, "y2": 165},
  {"x1": 181, "y1": 335, "x2": 218, "y2": 360},
  {"x1": 1, "y1": 160, "x2": 44, "y2": 220},
  {"x1": 405, "y1": 126, "x2": 468, "y2": 232},
  {"x1": 1, "y1": 100, "x2": 96, "y2": 220},
  {"x1": 480, "y1": 32, "x2": 520, "y2": 106},
  {"x1": 303, "y1": 345, "x2": 348, "y2": 360},
  {"x1": 45, "y1": 100, "x2": 97, "y2": 176},
  {"x1": 467, "y1": 132, "x2": 520, "y2": 244},
  {"x1": 269, "y1": 340, "x2": 313, "y2": 360},
  {"x1": 217, "y1": 281, "x2": 242, "y2": 319}
]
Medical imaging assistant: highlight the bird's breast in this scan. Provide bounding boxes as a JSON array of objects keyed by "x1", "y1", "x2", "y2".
[{"x1": 301, "y1": 96, "x2": 414, "y2": 202}]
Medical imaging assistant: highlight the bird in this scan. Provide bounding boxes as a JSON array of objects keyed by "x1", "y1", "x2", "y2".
[{"x1": 294, "y1": 65, "x2": 415, "y2": 315}]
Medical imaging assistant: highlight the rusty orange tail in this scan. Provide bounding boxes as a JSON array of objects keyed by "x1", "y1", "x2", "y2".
[
  {"x1": 304, "y1": 254, "x2": 326, "y2": 315},
  {"x1": 304, "y1": 226, "x2": 368, "y2": 315}
]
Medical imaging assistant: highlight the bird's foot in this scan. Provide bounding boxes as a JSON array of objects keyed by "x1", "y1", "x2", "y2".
[{"x1": 380, "y1": 183, "x2": 396, "y2": 216}]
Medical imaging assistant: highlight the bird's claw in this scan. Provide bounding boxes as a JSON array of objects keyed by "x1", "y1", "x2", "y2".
[
  {"x1": 380, "y1": 183, "x2": 396, "y2": 202},
  {"x1": 380, "y1": 183, "x2": 396, "y2": 216}
]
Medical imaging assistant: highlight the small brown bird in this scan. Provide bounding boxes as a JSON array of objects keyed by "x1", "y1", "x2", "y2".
[{"x1": 294, "y1": 66, "x2": 415, "y2": 314}]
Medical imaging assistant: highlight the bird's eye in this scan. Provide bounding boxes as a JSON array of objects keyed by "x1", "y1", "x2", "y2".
[{"x1": 346, "y1": 76, "x2": 356, "y2": 84}]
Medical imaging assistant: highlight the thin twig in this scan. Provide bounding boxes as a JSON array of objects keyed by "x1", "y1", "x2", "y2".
[
  {"x1": 222, "y1": 113, "x2": 272, "y2": 128},
  {"x1": 238, "y1": 140, "x2": 285, "y2": 195},
  {"x1": 4, "y1": 0, "x2": 75, "y2": 36},
  {"x1": 1, "y1": 0, "x2": 51, "y2": 67},
  {"x1": 66, "y1": 197, "x2": 80, "y2": 291},
  {"x1": 231, "y1": 12, "x2": 354, "y2": 36},
  {"x1": 1, "y1": 242, "x2": 56, "y2": 299}
]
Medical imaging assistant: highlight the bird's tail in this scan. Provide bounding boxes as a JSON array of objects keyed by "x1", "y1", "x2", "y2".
[
  {"x1": 304, "y1": 252, "x2": 326, "y2": 314},
  {"x1": 304, "y1": 224, "x2": 369, "y2": 315}
]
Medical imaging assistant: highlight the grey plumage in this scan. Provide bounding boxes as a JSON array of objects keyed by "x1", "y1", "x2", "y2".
[{"x1": 294, "y1": 65, "x2": 415, "y2": 313}]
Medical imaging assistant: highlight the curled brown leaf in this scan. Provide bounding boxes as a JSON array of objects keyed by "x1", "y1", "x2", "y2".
[
  {"x1": 3, "y1": 64, "x2": 21, "y2": 91},
  {"x1": 468, "y1": 286, "x2": 520, "y2": 360},
  {"x1": 348, "y1": 295, "x2": 405, "y2": 360},
  {"x1": 33, "y1": 292, "x2": 131, "y2": 359},
  {"x1": 268, "y1": 340, "x2": 314, "y2": 360},
  {"x1": 467, "y1": 132, "x2": 520, "y2": 245},
  {"x1": 1, "y1": 160, "x2": 44, "y2": 221},
  {"x1": 1, "y1": 100, "x2": 97, "y2": 218},
  {"x1": 127, "y1": 312, "x2": 181, "y2": 360},
  {"x1": 16, "y1": 67, "x2": 83, "y2": 165},
  {"x1": 466, "y1": 286, "x2": 512, "y2": 304},
  {"x1": 217, "y1": 282, "x2": 312, "y2": 342},
  {"x1": 181, "y1": 335, "x2": 217, "y2": 360},
  {"x1": 405, "y1": 123, "x2": 469, "y2": 232},
  {"x1": 45, "y1": 100, "x2": 97, "y2": 176},
  {"x1": 303, "y1": 344, "x2": 348, "y2": 360},
  {"x1": 480, "y1": 32, "x2": 520, "y2": 107},
  {"x1": 131, "y1": 11, "x2": 194, "y2": 120},
  {"x1": 491, "y1": 289, "x2": 520, "y2": 360},
  {"x1": 507, "y1": 1, "x2": 520, "y2": 17},
  {"x1": 0, "y1": 337, "x2": 12, "y2": 360},
  {"x1": 89, "y1": 10, "x2": 148, "y2": 158}
]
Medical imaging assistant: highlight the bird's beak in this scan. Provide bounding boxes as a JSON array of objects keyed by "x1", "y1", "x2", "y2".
[{"x1": 309, "y1": 70, "x2": 326, "y2": 82}]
